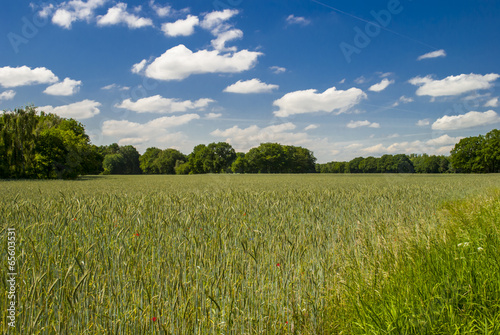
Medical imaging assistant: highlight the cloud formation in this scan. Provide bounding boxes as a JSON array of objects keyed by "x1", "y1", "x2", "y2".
[
  {"x1": 0, "y1": 66, "x2": 58, "y2": 88},
  {"x1": 39, "y1": 100, "x2": 101, "y2": 119},
  {"x1": 140, "y1": 44, "x2": 262, "y2": 81},
  {"x1": 409, "y1": 73, "x2": 499, "y2": 97},
  {"x1": 432, "y1": 110, "x2": 500, "y2": 130},
  {"x1": 115, "y1": 95, "x2": 214, "y2": 113},
  {"x1": 347, "y1": 120, "x2": 380, "y2": 129},
  {"x1": 273, "y1": 86, "x2": 366, "y2": 117},
  {"x1": 43, "y1": 77, "x2": 82, "y2": 96},
  {"x1": 368, "y1": 78, "x2": 394, "y2": 92},
  {"x1": 0, "y1": 90, "x2": 16, "y2": 101},
  {"x1": 417, "y1": 49, "x2": 446, "y2": 61},
  {"x1": 97, "y1": 3, "x2": 153, "y2": 29},
  {"x1": 162, "y1": 15, "x2": 199, "y2": 37},
  {"x1": 103, "y1": 114, "x2": 199, "y2": 135},
  {"x1": 286, "y1": 14, "x2": 311, "y2": 26},
  {"x1": 223, "y1": 78, "x2": 278, "y2": 94},
  {"x1": 211, "y1": 123, "x2": 309, "y2": 152},
  {"x1": 484, "y1": 97, "x2": 499, "y2": 107},
  {"x1": 39, "y1": 0, "x2": 108, "y2": 29}
]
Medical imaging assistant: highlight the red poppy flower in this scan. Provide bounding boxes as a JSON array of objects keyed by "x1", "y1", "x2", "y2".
[
  {"x1": 243, "y1": 213, "x2": 246, "y2": 216},
  {"x1": 152, "y1": 317, "x2": 157, "y2": 322},
  {"x1": 276, "y1": 263, "x2": 280, "y2": 267},
  {"x1": 135, "y1": 233, "x2": 140, "y2": 236}
]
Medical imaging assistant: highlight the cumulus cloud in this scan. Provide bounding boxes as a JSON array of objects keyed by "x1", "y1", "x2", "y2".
[
  {"x1": 392, "y1": 95, "x2": 414, "y2": 107},
  {"x1": 484, "y1": 97, "x2": 499, "y2": 107},
  {"x1": 200, "y1": 9, "x2": 239, "y2": 32},
  {"x1": 97, "y1": 3, "x2": 153, "y2": 29},
  {"x1": 0, "y1": 90, "x2": 16, "y2": 101},
  {"x1": 286, "y1": 14, "x2": 311, "y2": 26},
  {"x1": 115, "y1": 95, "x2": 214, "y2": 113},
  {"x1": 43, "y1": 77, "x2": 82, "y2": 96},
  {"x1": 416, "y1": 119, "x2": 430, "y2": 126},
  {"x1": 142, "y1": 44, "x2": 262, "y2": 81},
  {"x1": 223, "y1": 78, "x2": 278, "y2": 94},
  {"x1": 425, "y1": 134, "x2": 463, "y2": 146},
  {"x1": 131, "y1": 59, "x2": 147, "y2": 74},
  {"x1": 149, "y1": 0, "x2": 172, "y2": 17},
  {"x1": 211, "y1": 28, "x2": 243, "y2": 51},
  {"x1": 305, "y1": 124, "x2": 318, "y2": 131},
  {"x1": 0, "y1": 66, "x2": 58, "y2": 88},
  {"x1": 417, "y1": 49, "x2": 446, "y2": 61},
  {"x1": 198, "y1": 9, "x2": 244, "y2": 51},
  {"x1": 273, "y1": 86, "x2": 366, "y2": 117},
  {"x1": 346, "y1": 120, "x2": 380, "y2": 128},
  {"x1": 102, "y1": 114, "x2": 200, "y2": 137},
  {"x1": 39, "y1": 0, "x2": 108, "y2": 29},
  {"x1": 39, "y1": 100, "x2": 101, "y2": 119},
  {"x1": 368, "y1": 78, "x2": 394, "y2": 92},
  {"x1": 211, "y1": 123, "x2": 310, "y2": 152},
  {"x1": 270, "y1": 66, "x2": 286, "y2": 74},
  {"x1": 432, "y1": 110, "x2": 500, "y2": 130},
  {"x1": 162, "y1": 15, "x2": 199, "y2": 37},
  {"x1": 206, "y1": 113, "x2": 222, "y2": 119},
  {"x1": 409, "y1": 73, "x2": 500, "y2": 97}
]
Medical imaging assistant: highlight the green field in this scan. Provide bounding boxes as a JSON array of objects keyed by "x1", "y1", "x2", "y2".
[{"x1": 1, "y1": 174, "x2": 500, "y2": 334}]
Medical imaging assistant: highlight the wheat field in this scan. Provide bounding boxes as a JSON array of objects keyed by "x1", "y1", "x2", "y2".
[{"x1": 1, "y1": 174, "x2": 500, "y2": 334}]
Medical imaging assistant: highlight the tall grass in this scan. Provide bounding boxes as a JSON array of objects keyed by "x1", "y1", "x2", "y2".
[{"x1": 1, "y1": 174, "x2": 499, "y2": 334}]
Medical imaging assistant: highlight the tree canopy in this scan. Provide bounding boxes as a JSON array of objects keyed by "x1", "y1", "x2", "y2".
[{"x1": 1, "y1": 106, "x2": 498, "y2": 179}]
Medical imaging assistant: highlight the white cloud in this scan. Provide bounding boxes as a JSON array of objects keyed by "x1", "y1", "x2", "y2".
[
  {"x1": 206, "y1": 113, "x2": 222, "y2": 119},
  {"x1": 368, "y1": 78, "x2": 394, "y2": 92},
  {"x1": 43, "y1": 77, "x2": 82, "y2": 96},
  {"x1": 200, "y1": 9, "x2": 239, "y2": 32},
  {"x1": 409, "y1": 73, "x2": 500, "y2": 97},
  {"x1": 346, "y1": 120, "x2": 380, "y2": 128},
  {"x1": 211, "y1": 29, "x2": 243, "y2": 51},
  {"x1": 149, "y1": 0, "x2": 171, "y2": 17},
  {"x1": 305, "y1": 124, "x2": 318, "y2": 131},
  {"x1": 432, "y1": 110, "x2": 500, "y2": 130},
  {"x1": 199, "y1": 10, "x2": 244, "y2": 51},
  {"x1": 142, "y1": 44, "x2": 263, "y2": 81},
  {"x1": 211, "y1": 123, "x2": 310, "y2": 152},
  {"x1": 392, "y1": 95, "x2": 414, "y2": 107},
  {"x1": 339, "y1": 78, "x2": 346, "y2": 84},
  {"x1": 115, "y1": 95, "x2": 214, "y2": 113},
  {"x1": 286, "y1": 14, "x2": 311, "y2": 26},
  {"x1": 484, "y1": 97, "x2": 499, "y2": 107},
  {"x1": 270, "y1": 66, "x2": 286, "y2": 74},
  {"x1": 0, "y1": 66, "x2": 58, "y2": 88},
  {"x1": 223, "y1": 78, "x2": 278, "y2": 94},
  {"x1": 416, "y1": 119, "x2": 430, "y2": 126},
  {"x1": 417, "y1": 49, "x2": 446, "y2": 61},
  {"x1": 40, "y1": 0, "x2": 108, "y2": 29},
  {"x1": 39, "y1": 100, "x2": 101, "y2": 120},
  {"x1": 425, "y1": 134, "x2": 463, "y2": 146},
  {"x1": 97, "y1": 3, "x2": 153, "y2": 29},
  {"x1": 273, "y1": 86, "x2": 366, "y2": 117},
  {"x1": 0, "y1": 90, "x2": 16, "y2": 101},
  {"x1": 102, "y1": 114, "x2": 200, "y2": 137},
  {"x1": 131, "y1": 59, "x2": 147, "y2": 74},
  {"x1": 354, "y1": 76, "x2": 366, "y2": 84},
  {"x1": 101, "y1": 84, "x2": 130, "y2": 90},
  {"x1": 162, "y1": 15, "x2": 199, "y2": 37}
]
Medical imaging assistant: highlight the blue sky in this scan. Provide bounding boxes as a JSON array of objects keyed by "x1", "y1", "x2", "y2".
[{"x1": 1, "y1": 0, "x2": 500, "y2": 162}]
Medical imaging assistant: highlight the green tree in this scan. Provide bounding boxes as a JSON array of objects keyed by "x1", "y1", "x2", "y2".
[
  {"x1": 450, "y1": 136, "x2": 486, "y2": 173},
  {"x1": 140, "y1": 147, "x2": 162, "y2": 174}
]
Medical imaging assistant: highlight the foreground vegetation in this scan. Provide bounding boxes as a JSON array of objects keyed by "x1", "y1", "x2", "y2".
[{"x1": 1, "y1": 174, "x2": 500, "y2": 334}]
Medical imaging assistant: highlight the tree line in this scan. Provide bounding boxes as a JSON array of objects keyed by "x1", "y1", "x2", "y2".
[{"x1": 1, "y1": 107, "x2": 499, "y2": 179}]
